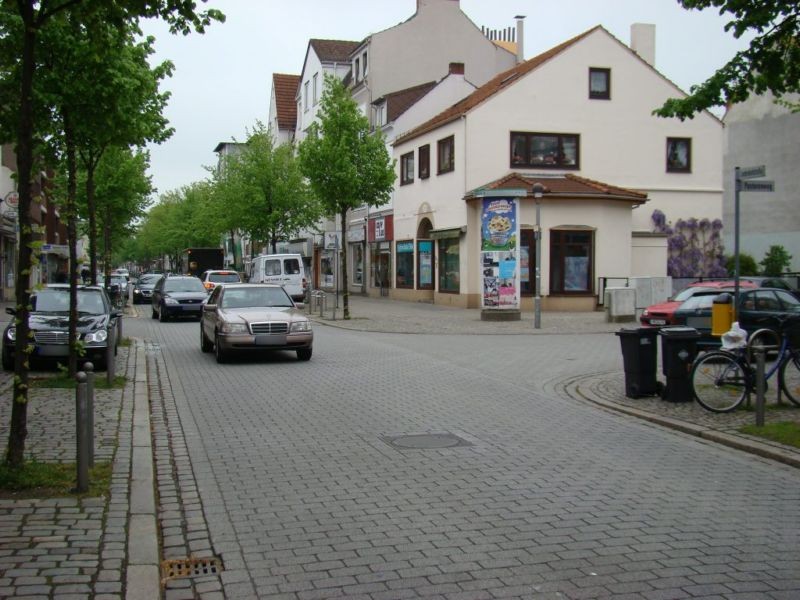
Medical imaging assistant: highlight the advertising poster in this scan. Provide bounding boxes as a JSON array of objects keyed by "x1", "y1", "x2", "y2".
[
  {"x1": 418, "y1": 240, "x2": 433, "y2": 287},
  {"x1": 481, "y1": 198, "x2": 519, "y2": 309}
]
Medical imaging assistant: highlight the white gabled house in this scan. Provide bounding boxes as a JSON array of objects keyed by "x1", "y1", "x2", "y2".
[
  {"x1": 268, "y1": 73, "x2": 300, "y2": 146},
  {"x1": 389, "y1": 25, "x2": 724, "y2": 310}
]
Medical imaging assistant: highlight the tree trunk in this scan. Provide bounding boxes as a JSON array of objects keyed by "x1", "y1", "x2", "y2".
[
  {"x1": 6, "y1": 2, "x2": 37, "y2": 468},
  {"x1": 340, "y1": 210, "x2": 349, "y2": 319},
  {"x1": 64, "y1": 109, "x2": 79, "y2": 377},
  {"x1": 86, "y1": 162, "x2": 98, "y2": 285}
]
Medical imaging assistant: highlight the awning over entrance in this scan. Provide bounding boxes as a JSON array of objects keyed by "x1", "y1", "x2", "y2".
[{"x1": 430, "y1": 226, "x2": 465, "y2": 240}]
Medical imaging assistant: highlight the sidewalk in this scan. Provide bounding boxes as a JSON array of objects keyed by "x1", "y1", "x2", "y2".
[{"x1": 0, "y1": 296, "x2": 797, "y2": 598}]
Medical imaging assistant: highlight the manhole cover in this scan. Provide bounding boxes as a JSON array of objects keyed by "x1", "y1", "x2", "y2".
[{"x1": 385, "y1": 433, "x2": 471, "y2": 449}]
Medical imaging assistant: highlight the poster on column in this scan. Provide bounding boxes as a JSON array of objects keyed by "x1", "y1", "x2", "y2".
[{"x1": 480, "y1": 198, "x2": 519, "y2": 309}]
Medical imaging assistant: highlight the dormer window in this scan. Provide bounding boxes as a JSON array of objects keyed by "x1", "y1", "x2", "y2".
[
  {"x1": 374, "y1": 102, "x2": 386, "y2": 127},
  {"x1": 362, "y1": 51, "x2": 368, "y2": 77},
  {"x1": 355, "y1": 58, "x2": 360, "y2": 82}
]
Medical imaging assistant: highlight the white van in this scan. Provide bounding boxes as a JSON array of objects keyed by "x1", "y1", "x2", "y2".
[{"x1": 248, "y1": 254, "x2": 307, "y2": 301}]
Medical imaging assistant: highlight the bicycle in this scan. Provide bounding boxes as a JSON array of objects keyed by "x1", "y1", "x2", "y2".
[{"x1": 690, "y1": 316, "x2": 800, "y2": 413}]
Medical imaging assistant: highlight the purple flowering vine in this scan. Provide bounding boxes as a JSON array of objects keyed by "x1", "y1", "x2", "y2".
[{"x1": 651, "y1": 209, "x2": 726, "y2": 278}]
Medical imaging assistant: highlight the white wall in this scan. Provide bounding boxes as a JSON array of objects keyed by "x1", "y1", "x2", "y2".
[{"x1": 295, "y1": 49, "x2": 351, "y2": 143}]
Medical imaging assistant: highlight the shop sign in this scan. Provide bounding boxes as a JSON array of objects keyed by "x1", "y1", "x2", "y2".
[
  {"x1": 396, "y1": 240, "x2": 414, "y2": 253},
  {"x1": 324, "y1": 232, "x2": 340, "y2": 250},
  {"x1": 2, "y1": 191, "x2": 18, "y2": 214},
  {"x1": 347, "y1": 227, "x2": 365, "y2": 243},
  {"x1": 480, "y1": 198, "x2": 519, "y2": 310},
  {"x1": 374, "y1": 217, "x2": 385, "y2": 240}
]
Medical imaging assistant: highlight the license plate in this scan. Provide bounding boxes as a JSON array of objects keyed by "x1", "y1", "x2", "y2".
[
  {"x1": 255, "y1": 334, "x2": 286, "y2": 346},
  {"x1": 649, "y1": 319, "x2": 666, "y2": 326}
]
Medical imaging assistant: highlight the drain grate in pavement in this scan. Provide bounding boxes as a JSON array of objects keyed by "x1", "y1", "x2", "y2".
[
  {"x1": 384, "y1": 433, "x2": 472, "y2": 450},
  {"x1": 161, "y1": 556, "x2": 223, "y2": 583}
]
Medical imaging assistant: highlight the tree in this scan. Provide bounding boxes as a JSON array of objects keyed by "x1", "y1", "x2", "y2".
[
  {"x1": 725, "y1": 252, "x2": 759, "y2": 276},
  {"x1": 298, "y1": 75, "x2": 396, "y2": 319},
  {"x1": 212, "y1": 122, "x2": 321, "y2": 263},
  {"x1": 0, "y1": 0, "x2": 223, "y2": 469},
  {"x1": 655, "y1": 1, "x2": 800, "y2": 119},
  {"x1": 760, "y1": 244, "x2": 793, "y2": 275}
]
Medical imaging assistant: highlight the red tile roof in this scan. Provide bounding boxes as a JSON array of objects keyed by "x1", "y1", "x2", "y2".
[
  {"x1": 272, "y1": 74, "x2": 300, "y2": 131},
  {"x1": 467, "y1": 172, "x2": 647, "y2": 203},
  {"x1": 394, "y1": 27, "x2": 600, "y2": 145},
  {"x1": 377, "y1": 81, "x2": 438, "y2": 123},
  {"x1": 309, "y1": 39, "x2": 360, "y2": 63}
]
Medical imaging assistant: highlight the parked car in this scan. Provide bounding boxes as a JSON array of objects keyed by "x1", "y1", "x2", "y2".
[
  {"x1": 151, "y1": 275, "x2": 208, "y2": 322},
  {"x1": 200, "y1": 269, "x2": 242, "y2": 292},
  {"x1": 2, "y1": 284, "x2": 121, "y2": 370},
  {"x1": 639, "y1": 280, "x2": 757, "y2": 327},
  {"x1": 200, "y1": 283, "x2": 313, "y2": 363},
  {"x1": 672, "y1": 287, "x2": 800, "y2": 346},
  {"x1": 132, "y1": 273, "x2": 161, "y2": 304}
]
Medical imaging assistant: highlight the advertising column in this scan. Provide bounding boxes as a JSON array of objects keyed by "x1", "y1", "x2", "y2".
[{"x1": 480, "y1": 198, "x2": 519, "y2": 309}]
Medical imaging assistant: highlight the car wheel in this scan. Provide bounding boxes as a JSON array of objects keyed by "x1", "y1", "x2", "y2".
[
  {"x1": 2, "y1": 346, "x2": 13, "y2": 371},
  {"x1": 200, "y1": 324, "x2": 212, "y2": 353},
  {"x1": 159, "y1": 305, "x2": 168, "y2": 322},
  {"x1": 296, "y1": 348, "x2": 312, "y2": 361},
  {"x1": 214, "y1": 333, "x2": 226, "y2": 363}
]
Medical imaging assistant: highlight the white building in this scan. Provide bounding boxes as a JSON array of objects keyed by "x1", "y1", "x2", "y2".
[
  {"x1": 390, "y1": 25, "x2": 724, "y2": 310},
  {"x1": 268, "y1": 73, "x2": 300, "y2": 146}
]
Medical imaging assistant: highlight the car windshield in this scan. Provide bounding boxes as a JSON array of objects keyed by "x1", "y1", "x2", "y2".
[
  {"x1": 209, "y1": 272, "x2": 240, "y2": 283},
  {"x1": 164, "y1": 278, "x2": 206, "y2": 293},
  {"x1": 32, "y1": 289, "x2": 106, "y2": 314},
  {"x1": 109, "y1": 277, "x2": 126, "y2": 285},
  {"x1": 139, "y1": 275, "x2": 160, "y2": 285},
  {"x1": 221, "y1": 287, "x2": 294, "y2": 309},
  {"x1": 678, "y1": 293, "x2": 721, "y2": 310},
  {"x1": 672, "y1": 287, "x2": 712, "y2": 302}
]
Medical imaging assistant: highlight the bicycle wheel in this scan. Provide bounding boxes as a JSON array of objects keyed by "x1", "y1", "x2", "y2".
[
  {"x1": 691, "y1": 351, "x2": 749, "y2": 412},
  {"x1": 779, "y1": 350, "x2": 800, "y2": 407}
]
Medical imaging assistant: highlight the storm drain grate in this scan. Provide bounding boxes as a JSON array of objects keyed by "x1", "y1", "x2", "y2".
[
  {"x1": 383, "y1": 433, "x2": 472, "y2": 450},
  {"x1": 161, "y1": 556, "x2": 223, "y2": 582}
]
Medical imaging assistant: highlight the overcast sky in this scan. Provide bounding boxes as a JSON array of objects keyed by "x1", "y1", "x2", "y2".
[{"x1": 139, "y1": 0, "x2": 751, "y2": 199}]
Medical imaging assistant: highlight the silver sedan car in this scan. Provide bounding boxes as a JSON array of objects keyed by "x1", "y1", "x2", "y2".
[{"x1": 200, "y1": 283, "x2": 313, "y2": 363}]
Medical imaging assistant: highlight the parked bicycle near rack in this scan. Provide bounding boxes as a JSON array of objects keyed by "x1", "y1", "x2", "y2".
[{"x1": 690, "y1": 316, "x2": 800, "y2": 412}]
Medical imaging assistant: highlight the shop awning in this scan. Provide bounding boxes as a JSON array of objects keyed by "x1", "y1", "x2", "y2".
[{"x1": 430, "y1": 227, "x2": 465, "y2": 240}]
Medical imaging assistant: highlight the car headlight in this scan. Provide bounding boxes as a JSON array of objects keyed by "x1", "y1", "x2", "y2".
[
  {"x1": 290, "y1": 321, "x2": 311, "y2": 333},
  {"x1": 6, "y1": 327, "x2": 15, "y2": 342},
  {"x1": 220, "y1": 322, "x2": 248, "y2": 334},
  {"x1": 84, "y1": 329, "x2": 108, "y2": 344},
  {"x1": 164, "y1": 297, "x2": 179, "y2": 305},
  {"x1": 134, "y1": 288, "x2": 140, "y2": 293},
  {"x1": 642, "y1": 309, "x2": 649, "y2": 317}
]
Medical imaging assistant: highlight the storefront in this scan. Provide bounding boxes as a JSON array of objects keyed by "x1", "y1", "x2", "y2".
[
  {"x1": 367, "y1": 214, "x2": 393, "y2": 298},
  {"x1": 347, "y1": 225, "x2": 366, "y2": 294}
]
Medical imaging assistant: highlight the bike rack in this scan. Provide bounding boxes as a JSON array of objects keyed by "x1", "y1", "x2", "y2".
[{"x1": 309, "y1": 290, "x2": 336, "y2": 321}]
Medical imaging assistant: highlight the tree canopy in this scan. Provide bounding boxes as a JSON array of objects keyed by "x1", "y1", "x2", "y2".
[{"x1": 656, "y1": 0, "x2": 800, "y2": 119}]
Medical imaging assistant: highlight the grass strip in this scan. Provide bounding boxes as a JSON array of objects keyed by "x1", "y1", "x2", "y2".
[{"x1": 739, "y1": 421, "x2": 800, "y2": 449}]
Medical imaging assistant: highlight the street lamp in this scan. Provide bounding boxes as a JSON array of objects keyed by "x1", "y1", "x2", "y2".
[{"x1": 532, "y1": 182, "x2": 544, "y2": 329}]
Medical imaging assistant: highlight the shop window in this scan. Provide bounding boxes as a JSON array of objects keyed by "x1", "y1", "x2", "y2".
[
  {"x1": 438, "y1": 238, "x2": 459, "y2": 293},
  {"x1": 400, "y1": 152, "x2": 414, "y2": 185},
  {"x1": 437, "y1": 135, "x2": 454, "y2": 174},
  {"x1": 417, "y1": 240, "x2": 434, "y2": 290},
  {"x1": 396, "y1": 240, "x2": 414, "y2": 288},
  {"x1": 666, "y1": 137, "x2": 691, "y2": 173},
  {"x1": 370, "y1": 245, "x2": 390, "y2": 288},
  {"x1": 520, "y1": 229, "x2": 534, "y2": 295},
  {"x1": 352, "y1": 244, "x2": 364, "y2": 285},
  {"x1": 550, "y1": 230, "x2": 593, "y2": 294},
  {"x1": 510, "y1": 132, "x2": 579, "y2": 169},
  {"x1": 418, "y1": 144, "x2": 430, "y2": 179},
  {"x1": 589, "y1": 67, "x2": 610, "y2": 99}
]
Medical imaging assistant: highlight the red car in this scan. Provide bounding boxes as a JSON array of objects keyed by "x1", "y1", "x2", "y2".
[{"x1": 639, "y1": 280, "x2": 757, "y2": 327}]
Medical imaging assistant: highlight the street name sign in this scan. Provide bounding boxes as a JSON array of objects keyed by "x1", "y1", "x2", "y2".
[
  {"x1": 742, "y1": 180, "x2": 775, "y2": 193},
  {"x1": 739, "y1": 165, "x2": 766, "y2": 180}
]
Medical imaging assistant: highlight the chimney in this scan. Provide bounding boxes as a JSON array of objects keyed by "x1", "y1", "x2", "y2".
[
  {"x1": 630, "y1": 23, "x2": 655, "y2": 67},
  {"x1": 515, "y1": 15, "x2": 526, "y2": 64},
  {"x1": 449, "y1": 62, "x2": 465, "y2": 75}
]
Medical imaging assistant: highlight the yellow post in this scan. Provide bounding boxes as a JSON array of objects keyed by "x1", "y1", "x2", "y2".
[{"x1": 711, "y1": 293, "x2": 734, "y2": 337}]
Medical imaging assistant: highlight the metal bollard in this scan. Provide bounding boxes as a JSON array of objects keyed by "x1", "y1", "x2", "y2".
[
  {"x1": 117, "y1": 312, "x2": 123, "y2": 342},
  {"x1": 83, "y1": 362, "x2": 95, "y2": 467},
  {"x1": 106, "y1": 327, "x2": 115, "y2": 386},
  {"x1": 75, "y1": 371, "x2": 89, "y2": 493},
  {"x1": 754, "y1": 346, "x2": 766, "y2": 427}
]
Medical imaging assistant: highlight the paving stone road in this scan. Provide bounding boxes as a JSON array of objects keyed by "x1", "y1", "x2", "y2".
[{"x1": 126, "y1": 303, "x2": 800, "y2": 600}]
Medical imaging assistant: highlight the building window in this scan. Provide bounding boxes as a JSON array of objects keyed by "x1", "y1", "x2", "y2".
[
  {"x1": 438, "y1": 238, "x2": 459, "y2": 293},
  {"x1": 352, "y1": 243, "x2": 364, "y2": 285},
  {"x1": 362, "y1": 51, "x2": 368, "y2": 76},
  {"x1": 304, "y1": 81, "x2": 309, "y2": 111},
  {"x1": 417, "y1": 240, "x2": 434, "y2": 290},
  {"x1": 511, "y1": 132, "x2": 579, "y2": 169},
  {"x1": 589, "y1": 68, "x2": 610, "y2": 99},
  {"x1": 374, "y1": 102, "x2": 386, "y2": 127},
  {"x1": 354, "y1": 57, "x2": 360, "y2": 82},
  {"x1": 396, "y1": 240, "x2": 414, "y2": 288},
  {"x1": 550, "y1": 230, "x2": 593, "y2": 294},
  {"x1": 437, "y1": 135, "x2": 454, "y2": 174},
  {"x1": 418, "y1": 144, "x2": 430, "y2": 179},
  {"x1": 666, "y1": 137, "x2": 691, "y2": 173},
  {"x1": 313, "y1": 73, "x2": 319, "y2": 105},
  {"x1": 400, "y1": 152, "x2": 414, "y2": 185}
]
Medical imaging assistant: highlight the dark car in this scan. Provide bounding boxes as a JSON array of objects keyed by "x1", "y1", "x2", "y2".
[
  {"x1": 200, "y1": 283, "x2": 312, "y2": 363},
  {"x1": 2, "y1": 284, "x2": 121, "y2": 370},
  {"x1": 151, "y1": 275, "x2": 208, "y2": 322},
  {"x1": 133, "y1": 273, "x2": 161, "y2": 304},
  {"x1": 639, "y1": 280, "x2": 757, "y2": 327},
  {"x1": 673, "y1": 287, "x2": 800, "y2": 346}
]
